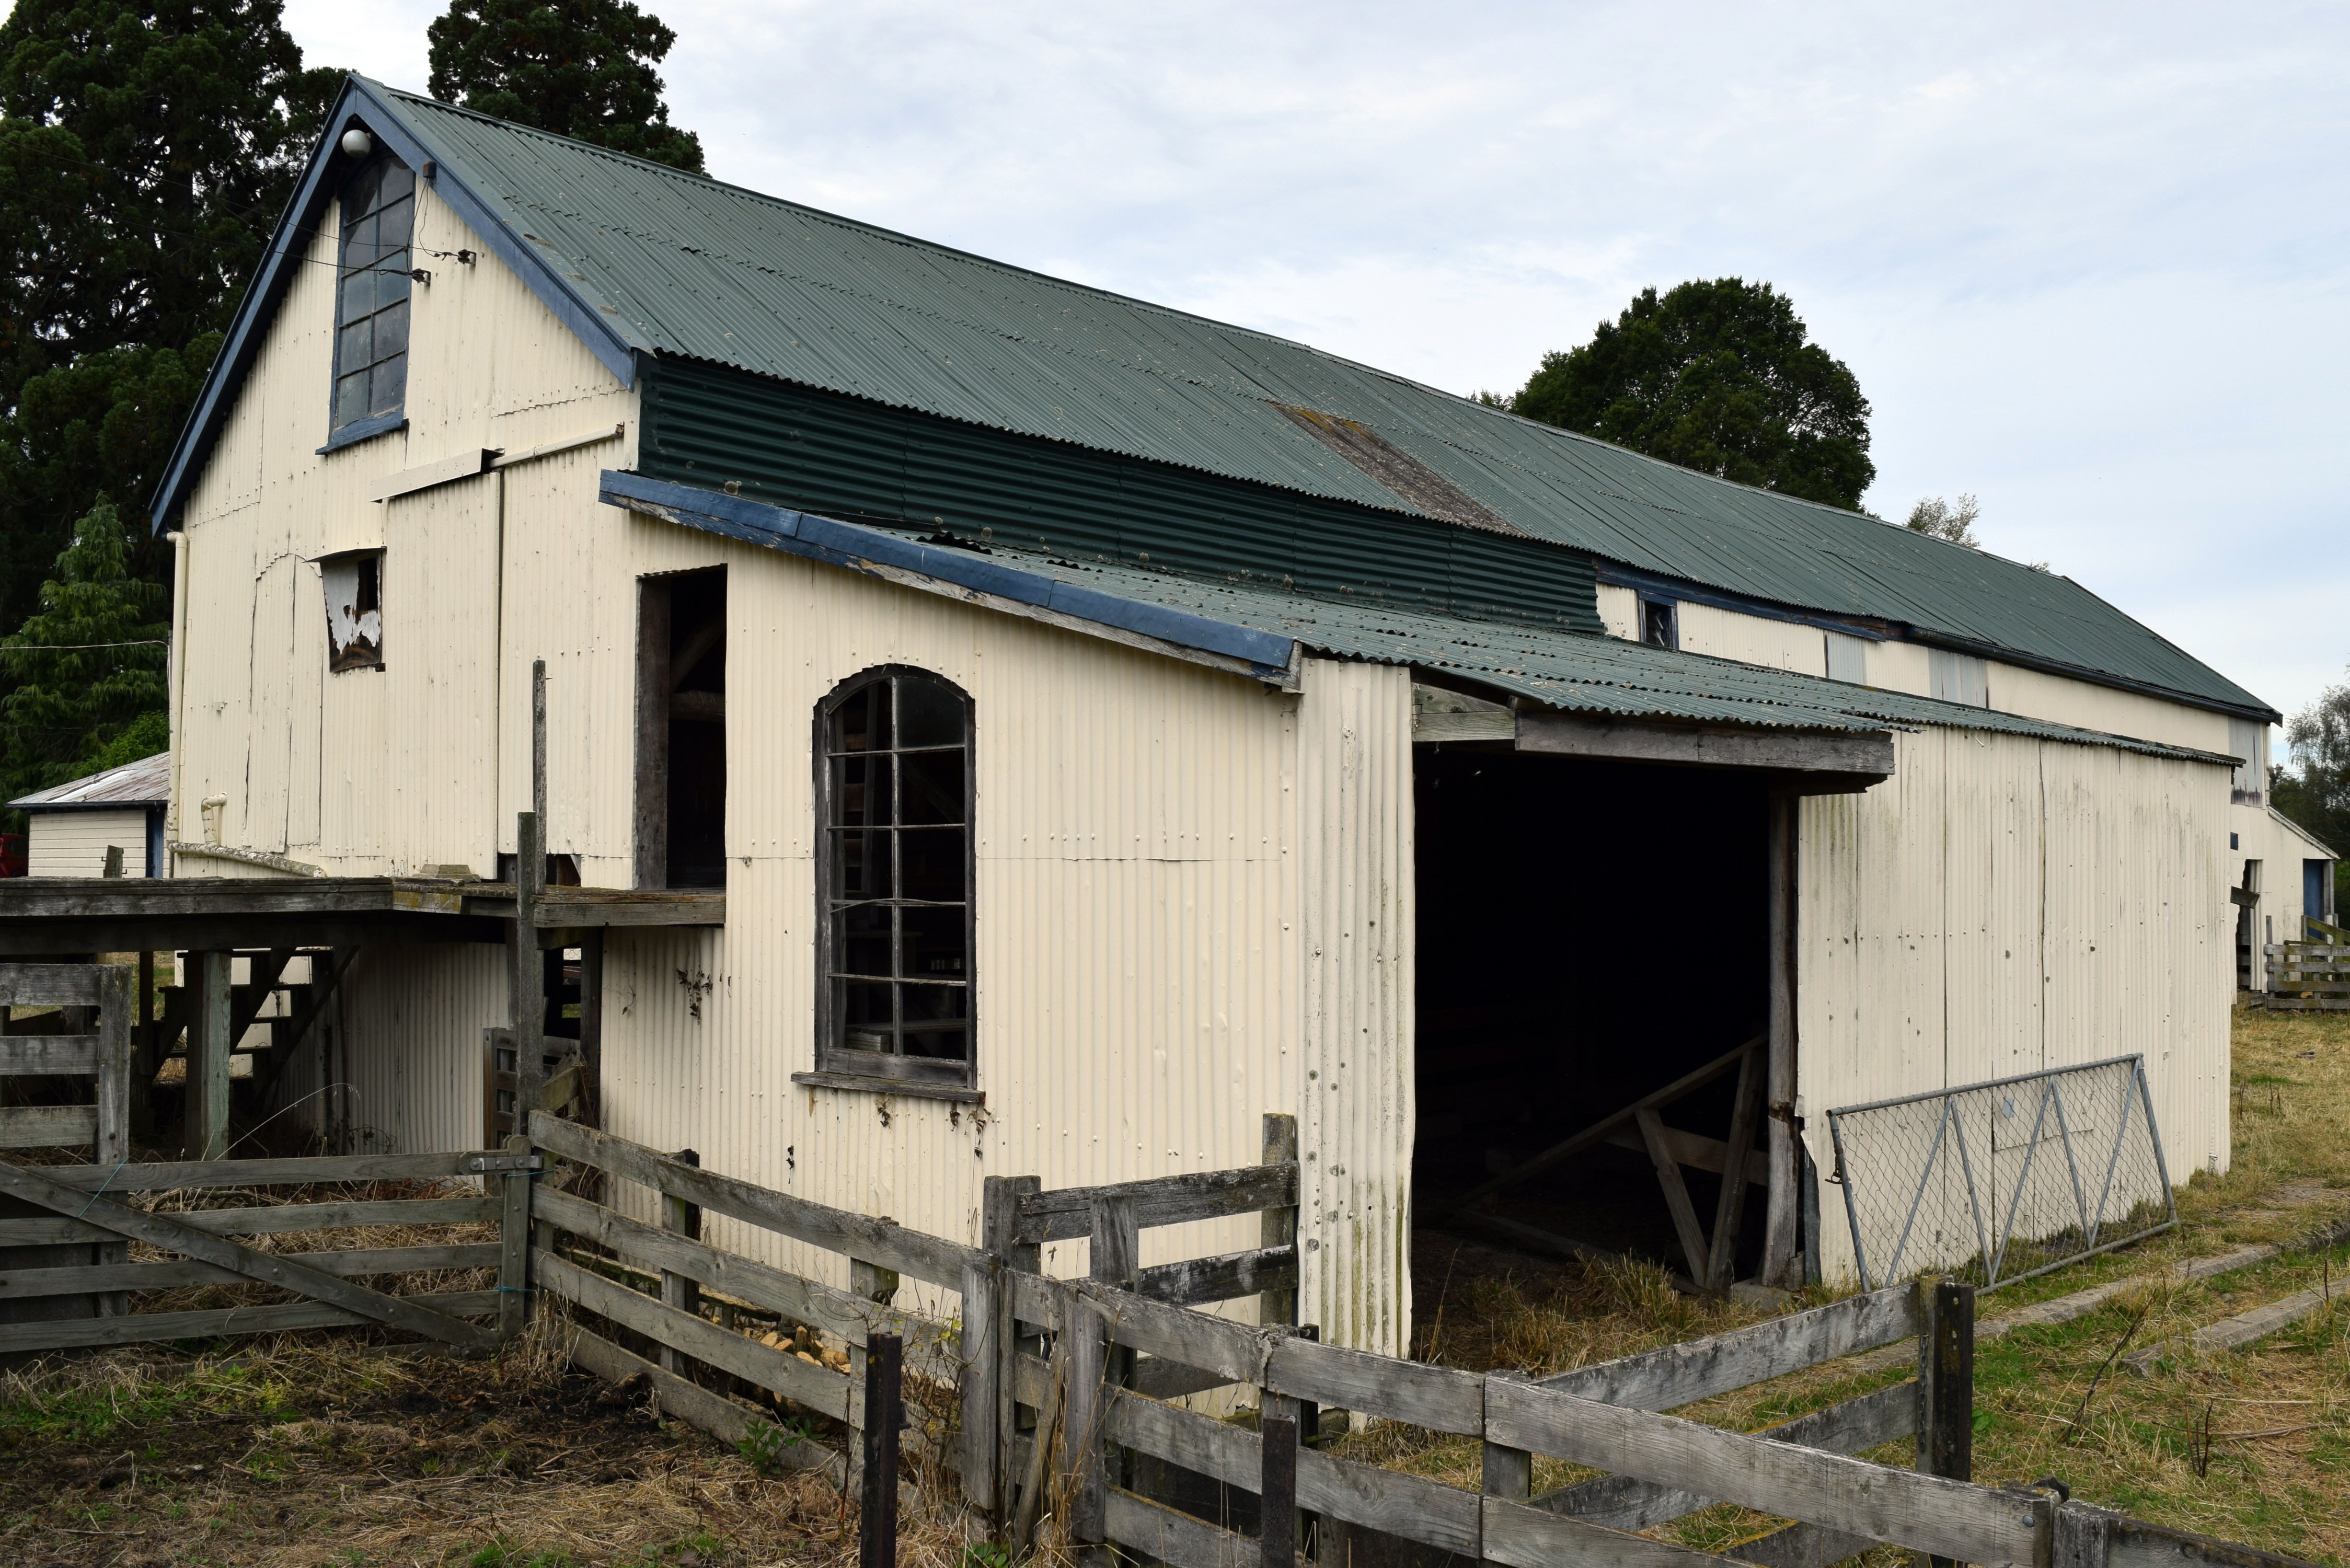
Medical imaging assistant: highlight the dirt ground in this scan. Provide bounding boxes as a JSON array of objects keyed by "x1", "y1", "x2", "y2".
[{"x1": 0, "y1": 1328, "x2": 929, "y2": 1568}]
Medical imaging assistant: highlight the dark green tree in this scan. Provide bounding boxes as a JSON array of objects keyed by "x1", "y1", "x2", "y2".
[
  {"x1": 0, "y1": 501, "x2": 170, "y2": 805},
  {"x1": 2274, "y1": 672, "x2": 2350, "y2": 916},
  {"x1": 0, "y1": 0, "x2": 341, "y2": 628},
  {"x1": 428, "y1": 0, "x2": 704, "y2": 172},
  {"x1": 1508, "y1": 279, "x2": 1876, "y2": 510}
]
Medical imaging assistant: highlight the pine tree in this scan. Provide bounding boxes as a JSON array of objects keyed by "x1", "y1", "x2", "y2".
[
  {"x1": 0, "y1": 502, "x2": 170, "y2": 804},
  {"x1": 428, "y1": 0, "x2": 705, "y2": 172},
  {"x1": 0, "y1": 0, "x2": 341, "y2": 626}
]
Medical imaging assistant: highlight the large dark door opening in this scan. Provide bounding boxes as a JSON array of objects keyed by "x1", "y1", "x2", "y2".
[
  {"x1": 1413, "y1": 744, "x2": 1773, "y2": 1292},
  {"x1": 635, "y1": 567, "x2": 728, "y2": 890}
]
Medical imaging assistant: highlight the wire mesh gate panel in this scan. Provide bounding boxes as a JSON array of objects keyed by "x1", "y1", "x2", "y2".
[{"x1": 1827, "y1": 1055, "x2": 2176, "y2": 1291}]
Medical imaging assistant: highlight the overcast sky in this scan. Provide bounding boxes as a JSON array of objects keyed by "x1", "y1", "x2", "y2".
[{"x1": 287, "y1": 1, "x2": 2350, "y2": 733}]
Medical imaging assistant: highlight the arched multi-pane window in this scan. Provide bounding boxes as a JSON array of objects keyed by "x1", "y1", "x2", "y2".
[{"x1": 813, "y1": 667, "x2": 973, "y2": 1087}]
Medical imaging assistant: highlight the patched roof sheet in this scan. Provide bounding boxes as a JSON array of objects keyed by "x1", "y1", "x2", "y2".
[{"x1": 9, "y1": 752, "x2": 171, "y2": 810}]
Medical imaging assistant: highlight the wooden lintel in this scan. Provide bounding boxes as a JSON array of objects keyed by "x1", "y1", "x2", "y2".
[{"x1": 1515, "y1": 711, "x2": 1894, "y2": 785}]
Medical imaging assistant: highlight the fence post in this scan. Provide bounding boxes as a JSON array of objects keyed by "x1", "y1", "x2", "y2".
[
  {"x1": 498, "y1": 1131, "x2": 534, "y2": 1342},
  {"x1": 93, "y1": 965, "x2": 133, "y2": 1317},
  {"x1": 959, "y1": 1248, "x2": 999, "y2": 1514},
  {"x1": 1063, "y1": 1292, "x2": 1107, "y2": 1566},
  {"x1": 1261, "y1": 1411, "x2": 1298, "y2": 1568},
  {"x1": 182, "y1": 950, "x2": 232, "y2": 1161},
  {"x1": 1090, "y1": 1196, "x2": 1138, "y2": 1511},
  {"x1": 1918, "y1": 1277, "x2": 1976, "y2": 1568},
  {"x1": 985, "y1": 1173, "x2": 1041, "y2": 1520},
  {"x1": 861, "y1": 1330, "x2": 903, "y2": 1568},
  {"x1": 1261, "y1": 1112, "x2": 1298, "y2": 1328},
  {"x1": 1481, "y1": 1368, "x2": 1532, "y2": 1566},
  {"x1": 2052, "y1": 1502, "x2": 2113, "y2": 1568},
  {"x1": 660, "y1": 1149, "x2": 702, "y2": 1377},
  {"x1": 849, "y1": 1253, "x2": 902, "y2": 1487}
]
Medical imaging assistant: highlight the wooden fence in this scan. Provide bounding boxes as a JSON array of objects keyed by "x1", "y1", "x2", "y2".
[
  {"x1": 2261, "y1": 941, "x2": 2349, "y2": 1012},
  {"x1": 0, "y1": 1089, "x2": 2317, "y2": 1568}
]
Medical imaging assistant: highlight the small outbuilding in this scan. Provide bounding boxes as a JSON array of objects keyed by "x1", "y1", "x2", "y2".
[{"x1": 8, "y1": 753, "x2": 170, "y2": 878}]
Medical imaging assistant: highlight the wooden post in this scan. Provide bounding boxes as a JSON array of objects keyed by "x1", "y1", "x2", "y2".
[
  {"x1": 861, "y1": 1330, "x2": 902, "y2": 1568},
  {"x1": 1482, "y1": 1367, "x2": 1534, "y2": 1562},
  {"x1": 960, "y1": 1249, "x2": 1000, "y2": 1513},
  {"x1": 1063, "y1": 1292, "x2": 1107, "y2": 1565},
  {"x1": 183, "y1": 950, "x2": 233, "y2": 1161},
  {"x1": 512, "y1": 810, "x2": 546, "y2": 1119},
  {"x1": 1707, "y1": 1043, "x2": 1766, "y2": 1292},
  {"x1": 1761, "y1": 792, "x2": 1802, "y2": 1288},
  {"x1": 93, "y1": 965, "x2": 133, "y2": 1317},
  {"x1": 659, "y1": 1148, "x2": 702, "y2": 1376},
  {"x1": 1918, "y1": 1278, "x2": 1976, "y2": 1568},
  {"x1": 577, "y1": 928, "x2": 604, "y2": 1127},
  {"x1": 2052, "y1": 1503, "x2": 2113, "y2": 1568},
  {"x1": 101, "y1": 844, "x2": 123, "y2": 879},
  {"x1": 1090, "y1": 1195, "x2": 1138, "y2": 1504},
  {"x1": 532, "y1": 657, "x2": 548, "y2": 839},
  {"x1": 132, "y1": 950, "x2": 156, "y2": 1142},
  {"x1": 985, "y1": 1172, "x2": 1041, "y2": 1519},
  {"x1": 498, "y1": 1131, "x2": 534, "y2": 1342},
  {"x1": 1261, "y1": 1111, "x2": 1299, "y2": 1328},
  {"x1": 1261, "y1": 1411, "x2": 1299, "y2": 1568},
  {"x1": 848, "y1": 1252, "x2": 902, "y2": 1485}
]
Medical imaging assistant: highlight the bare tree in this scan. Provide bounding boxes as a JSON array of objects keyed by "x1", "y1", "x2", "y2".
[{"x1": 1905, "y1": 493, "x2": 1981, "y2": 547}]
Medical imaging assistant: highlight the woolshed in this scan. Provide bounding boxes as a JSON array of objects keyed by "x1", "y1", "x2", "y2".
[{"x1": 0, "y1": 76, "x2": 2329, "y2": 1353}]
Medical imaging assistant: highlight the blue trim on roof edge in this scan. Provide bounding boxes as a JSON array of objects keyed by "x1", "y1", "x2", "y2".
[
  {"x1": 149, "y1": 76, "x2": 642, "y2": 531},
  {"x1": 598, "y1": 470, "x2": 1298, "y2": 677}
]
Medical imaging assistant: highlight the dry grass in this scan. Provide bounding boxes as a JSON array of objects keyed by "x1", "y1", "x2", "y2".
[
  {"x1": 1344, "y1": 1005, "x2": 2350, "y2": 1563},
  {"x1": 0, "y1": 1313, "x2": 995, "y2": 1568}
]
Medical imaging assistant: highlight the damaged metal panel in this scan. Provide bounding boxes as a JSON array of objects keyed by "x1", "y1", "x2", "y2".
[
  {"x1": 1296, "y1": 658, "x2": 1415, "y2": 1358},
  {"x1": 321, "y1": 552, "x2": 384, "y2": 671}
]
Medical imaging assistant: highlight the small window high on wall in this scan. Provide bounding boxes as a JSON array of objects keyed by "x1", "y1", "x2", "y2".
[
  {"x1": 320, "y1": 551, "x2": 384, "y2": 672},
  {"x1": 329, "y1": 157, "x2": 415, "y2": 443},
  {"x1": 813, "y1": 667, "x2": 974, "y2": 1087}
]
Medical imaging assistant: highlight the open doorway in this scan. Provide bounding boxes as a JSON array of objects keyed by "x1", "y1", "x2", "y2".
[
  {"x1": 1413, "y1": 743, "x2": 1773, "y2": 1296},
  {"x1": 635, "y1": 567, "x2": 728, "y2": 889}
]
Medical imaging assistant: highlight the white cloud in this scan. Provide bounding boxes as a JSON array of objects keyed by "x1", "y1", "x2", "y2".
[{"x1": 284, "y1": 0, "x2": 2350, "y2": 719}]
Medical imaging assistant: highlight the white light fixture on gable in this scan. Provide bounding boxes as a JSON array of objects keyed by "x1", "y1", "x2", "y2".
[{"x1": 341, "y1": 128, "x2": 373, "y2": 158}]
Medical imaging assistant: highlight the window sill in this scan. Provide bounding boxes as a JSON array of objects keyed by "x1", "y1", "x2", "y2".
[
  {"x1": 318, "y1": 412, "x2": 408, "y2": 455},
  {"x1": 791, "y1": 1070, "x2": 982, "y2": 1105}
]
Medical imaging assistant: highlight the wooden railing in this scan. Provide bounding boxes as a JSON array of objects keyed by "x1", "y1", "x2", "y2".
[
  {"x1": 2261, "y1": 940, "x2": 2349, "y2": 1012},
  {"x1": 1, "y1": 1102, "x2": 2313, "y2": 1568}
]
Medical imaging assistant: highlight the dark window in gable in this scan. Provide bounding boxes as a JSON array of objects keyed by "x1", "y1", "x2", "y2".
[
  {"x1": 813, "y1": 667, "x2": 974, "y2": 1087},
  {"x1": 1640, "y1": 596, "x2": 1678, "y2": 650},
  {"x1": 331, "y1": 157, "x2": 416, "y2": 435}
]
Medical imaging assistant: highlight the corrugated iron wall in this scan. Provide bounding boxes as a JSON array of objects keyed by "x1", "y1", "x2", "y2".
[
  {"x1": 1677, "y1": 602, "x2": 1830, "y2": 676},
  {"x1": 1798, "y1": 728, "x2": 2229, "y2": 1283},
  {"x1": 1296, "y1": 660, "x2": 1415, "y2": 1358},
  {"x1": 273, "y1": 943, "x2": 507, "y2": 1155},
  {"x1": 593, "y1": 554, "x2": 1350, "y2": 1323},
  {"x1": 172, "y1": 180, "x2": 635, "y2": 874}
]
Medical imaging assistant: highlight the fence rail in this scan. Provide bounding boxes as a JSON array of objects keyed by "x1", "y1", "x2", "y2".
[
  {"x1": 0, "y1": 1093, "x2": 2311, "y2": 1568},
  {"x1": 2262, "y1": 941, "x2": 2350, "y2": 1012}
]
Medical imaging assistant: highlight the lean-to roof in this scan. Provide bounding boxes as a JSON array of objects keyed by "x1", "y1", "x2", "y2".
[{"x1": 8, "y1": 752, "x2": 171, "y2": 811}]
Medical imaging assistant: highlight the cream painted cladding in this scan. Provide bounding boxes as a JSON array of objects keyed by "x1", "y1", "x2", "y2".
[
  {"x1": 589, "y1": 504, "x2": 1415, "y2": 1354},
  {"x1": 27, "y1": 811, "x2": 151, "y2": 877},
  {"x1": 1796, "y1": 726, "x2": 2231, "y2": 1284},
  {"x1": 170, "y1": 176, "x2": 636, "y2": 872},
  {"x1": 272, "y1": 944, "x2": 507, "y2": 1158}
]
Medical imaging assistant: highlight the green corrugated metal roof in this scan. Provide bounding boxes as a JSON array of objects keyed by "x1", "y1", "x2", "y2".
[
  {"x1": 355, "y1": 85, "x2": 2271, "y2": 719},
  {"x1": 606, "y1": 468, "x2": 2233, "y2": 765}
]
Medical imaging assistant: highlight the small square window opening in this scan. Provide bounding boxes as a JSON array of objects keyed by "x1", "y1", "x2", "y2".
[
  {"x1": 1640, "y1": 597, "x2": 1678, "y2": 650},
  {"x1": 321, "y1": 551, "x2": 384, "y2": 672}
]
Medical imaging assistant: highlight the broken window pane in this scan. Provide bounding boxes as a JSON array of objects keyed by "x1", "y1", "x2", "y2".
[{"x1": 321, "y1": 551, "x2": 384, "y2": 672}]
